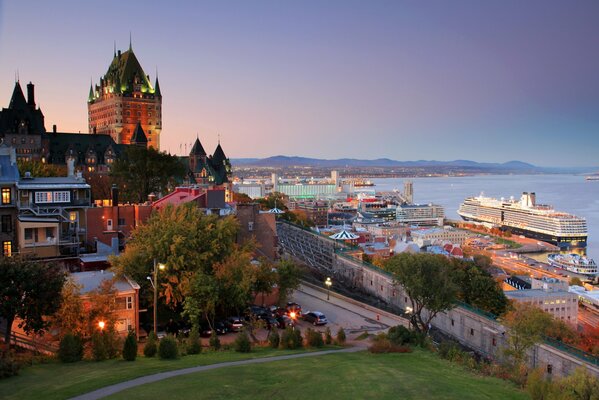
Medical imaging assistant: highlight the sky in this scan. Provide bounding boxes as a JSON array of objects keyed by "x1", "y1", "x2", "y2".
[{"x1": 0, "y1": 0, "x2": 598, "y2": 167}]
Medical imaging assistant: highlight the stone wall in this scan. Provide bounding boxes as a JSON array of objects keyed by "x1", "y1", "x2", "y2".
[{"x1": 278, "y1": 222, "x2": 599, "y2": 377}]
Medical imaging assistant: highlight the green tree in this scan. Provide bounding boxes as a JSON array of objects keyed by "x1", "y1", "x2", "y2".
[
  {"x1": 552, "y1": 366, "x2": 599, "y2": 400},
  {"x1": 569, "y1": 277, "x2": 584, "y2": 287},
  {"x1": 110, "y1": 146, "x2": 186, "y2": 203},
  {"x1": 122, "y1": 330, "x2": 137, "y2": 361},
  {"x1": 253, "y1": 259, "x2": 277, "y2": 306},
  {"x1": 385, "y1": 253, "x2": 459, "y2": 333},
  {"x1": 502, "y1": 302, "x2": 555, "y2": 364},
  {"x1": 17, "y1": 159, "x2": 65, "y2": 177},
  {"x1": 453, "y1": 259, "x2": 508, "y2": 316},
  {"x1": 0, "y1": 257, "x2": 65, "y2": 353},
  {"x1": 52, "y1": 278, "x2": 86, "y2": 338},
  {"x1": 112, "y1": 204, "x2": 240, "y2": 307},
  {"x1": 276, "y1": 258, "x2": 302, "y2": 306}
]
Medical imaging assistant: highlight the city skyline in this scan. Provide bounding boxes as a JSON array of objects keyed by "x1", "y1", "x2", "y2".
[{"x1": 1, "y1": 1, "x2": 598, "y2": 167}]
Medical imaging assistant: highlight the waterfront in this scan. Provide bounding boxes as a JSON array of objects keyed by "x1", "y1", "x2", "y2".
[{"x1": 371, "y1": 175, "x2": 599, "y2": 260}]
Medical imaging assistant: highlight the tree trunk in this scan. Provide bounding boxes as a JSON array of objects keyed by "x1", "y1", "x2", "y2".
[{"x1": 3, "y1": 314, "x2": 15, "y2": 354}]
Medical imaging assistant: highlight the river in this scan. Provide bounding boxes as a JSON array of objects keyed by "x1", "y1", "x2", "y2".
[{"x1": 370, "y1": 175, "x2": 599, "y2": 260}]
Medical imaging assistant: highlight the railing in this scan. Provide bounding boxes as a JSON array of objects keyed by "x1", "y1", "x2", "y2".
[
  {"x1": 0, "y1": 329, "x2": 57, "y2": 355},
  {"x1": 542, "y1": 336, "x2": 599, "y2": 367}
]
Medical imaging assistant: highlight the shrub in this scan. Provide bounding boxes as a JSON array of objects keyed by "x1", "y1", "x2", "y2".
[
  {"x1": 280, "y1": 327, "x2": 294, "y2": 349},
  {"x1": 159, "y1": 335, "x2": 179, "y2": 359},
  {"x1": 0, "y1": 356, "x2": 20, "y2": 379},
  {"x1": 209, "y1": 331, "x2": 221, "y2": 351},
  {"x1": 58, "y1": 334, "x2": 83, "y2": 363},
  {"x1": 438, "y1": 340, "x2": 462, "y2": 361},
  {"x1": 143, "y1": 332, "x2": 158, "y2": 357},
  {"x1": 306, "y1": 329, "x2": 324, "y2": 348},
  {"x1": 234, "y1": 331, "x2": 252, "y2": 353},
  {"x1": 103, "y1": 328, "x2": 121, "y2": 359},
  {"x1": 291, "y1": 328, "x2": 303, "y2": 349},
  {"x1": 324, "y1": 327, "x2": 332, "y2": 345},
  {"x1": 122, "y1": 331, "x2": 137, "y2": 361},
  {"x1": 186, "y1": 327, "x2": 202, "y2": 355},
  {"x1": 368, "y1": 334, "x2": 412, "y2": 354},
  {"x1": 268, "y1": 330, "x2": 280, "y2": 349},
  {"x1": 387, "y1": 325, "x2": 413, "y2": 346},
  {"x1": 336, "y1": 327, "x2": 346, "y2": 345},
  {"x1": 355, "y1": 331, "x2": 369, "y2": 340},
  {"x1": 91, "y1": 331, "x2": 108, "y2": 361}
]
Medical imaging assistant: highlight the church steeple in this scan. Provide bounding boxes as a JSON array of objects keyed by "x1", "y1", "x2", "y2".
[
  {"x1": 154, "y1": 75, "x2": 161, "y2": 97},
  {"x1": 88, "y1": 80, "x2": 94, "y2": 103}
]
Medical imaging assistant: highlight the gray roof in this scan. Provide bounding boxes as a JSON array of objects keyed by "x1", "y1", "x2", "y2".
[
  {"x1": 17, "y1": 176, "x2": 90, "y2": 189},
  {"x1": 70, "y1": 270, "x2": 139, "y2": 294},
  {"x1": 505, "y1": 289, "x2": 576, "y2": 299}
]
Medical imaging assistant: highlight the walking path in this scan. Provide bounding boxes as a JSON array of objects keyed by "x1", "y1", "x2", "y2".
[{"x1": 69, "y1": 346, "x2": 365, "y2": 400}]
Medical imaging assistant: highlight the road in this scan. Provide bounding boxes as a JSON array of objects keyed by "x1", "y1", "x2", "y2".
[{"x1": 290, "y1": 284, "x2": 405, "y2": 335}]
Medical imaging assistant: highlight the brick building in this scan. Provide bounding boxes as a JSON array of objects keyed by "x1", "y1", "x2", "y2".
[{"x1": 88, "y1": 43, "x2": 161, "y2": 149}]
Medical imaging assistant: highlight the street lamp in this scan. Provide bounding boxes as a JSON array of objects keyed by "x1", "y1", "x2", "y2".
[
  {"x1": 289, "y1": 311, "x2": 297, "y2": 330},
  {"x1": 98, "y1": 320, "x2": 105, "y2": 331},
  {"x1": 325, "y1": 277, "x2": 332, "y2": 300},
  {"x1": 149, "y1": 259, "x2": 166, "y2": 336}
]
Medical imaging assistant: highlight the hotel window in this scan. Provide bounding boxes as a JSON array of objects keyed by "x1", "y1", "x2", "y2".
[
  {"x1": 45, "y1": 227, "x2": 54, "y2": 240},
  {"x1": 53, "y1": 191, "x2": 70, "y2": 203},
  {"x1": 1, "y1": 215, "x2": 12, "y2": 233},
  {"x1": 2, "y1": 241, "x2": 12, "y2": 256},
  {"x1": 35, "y1": 192, "x2": 53, "y2": 203},
  {"x1": 1, "y1": 188, "x2": 11, "y2": 204}
]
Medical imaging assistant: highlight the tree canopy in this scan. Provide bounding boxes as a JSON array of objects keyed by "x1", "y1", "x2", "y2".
[
  {"x1": 17, "y1": 159, "x2": 66, "y2": 177},
  {"x1": 110, "y1": 146, "x2": 186, "y2": 203},
  {"x1": 0, "y1": 257, "x2": 65, "y2": 352}
]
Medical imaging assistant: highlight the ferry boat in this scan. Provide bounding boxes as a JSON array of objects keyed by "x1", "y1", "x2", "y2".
[
  {"x1": 585, "y1": 176, "x2": 599, "y2": 181},
  {"x1": 458, "y1": 192, "x2": 587, "y2": 249},
  {"x1": 548, "y1": 253, "x2": 598, "y2": 276}
]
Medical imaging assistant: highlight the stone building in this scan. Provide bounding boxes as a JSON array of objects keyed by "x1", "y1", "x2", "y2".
[
  {"x1": 0, "y1": 144, "x2": 19, "y2": 256},
  {"x1": 88, "y1": 43, "x2": 162, "y2": 149}
]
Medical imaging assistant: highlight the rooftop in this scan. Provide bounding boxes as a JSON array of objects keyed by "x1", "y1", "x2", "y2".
[
  {"x1": 505, "y1": 289, "x2": 575, "y2": 299},
  {"x1": 70, "y1": 270, "x2": 139, "y2": 294}
]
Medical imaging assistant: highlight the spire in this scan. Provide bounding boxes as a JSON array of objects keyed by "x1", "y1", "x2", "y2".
[
  {"x1": 130, "y1": 122, "x2": 148, "y2": 146},
  {"x1": 213, "y1": 141, "x2": 227, "y2": 164},
  {"x1": 9, "y1": 81, "x2": 27, "y2": 109},
  {"x1": 190, "y1": 137, "x2": 206, "y2": 156},
  {"x1": 154, "y1": 74, "x2": 161, "y2": 97},
  {"x1": 88, "y1": 78, "x2": 94, "y2": 102},
  {"x1": 129, "y1": 32, "x2": 132, "y2": 51},
  {"x1": 113, "y1": 40, "x2": 116, "y2": 58}
]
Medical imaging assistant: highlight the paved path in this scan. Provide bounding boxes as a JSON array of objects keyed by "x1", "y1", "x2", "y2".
[{"x1": 69, "y1": 346, "x2": 364, "y2": 400}]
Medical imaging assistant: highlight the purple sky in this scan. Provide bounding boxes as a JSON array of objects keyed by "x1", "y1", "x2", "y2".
[{"x1": 1, "y1": 1, "x2": 598, "y2": 167}]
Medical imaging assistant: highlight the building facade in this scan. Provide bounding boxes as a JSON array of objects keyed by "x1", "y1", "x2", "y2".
[
  {"x1": 88, "y1": 44, "x2": 162, "y2": 149},
  {"x1": 0, "y1": 144, "x2": 19, "y2": 256}
]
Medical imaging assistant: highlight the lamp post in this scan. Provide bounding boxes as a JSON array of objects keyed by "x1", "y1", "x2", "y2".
[
  {"x1": 98, "y1": 320, "x2": 105, "y2": 332},
  {"x1": 325, "y1": 277, "x2": 332, "y2": 301},
  {"x1": 152, "y1": 259, "x2": 166, "y2": 336}
]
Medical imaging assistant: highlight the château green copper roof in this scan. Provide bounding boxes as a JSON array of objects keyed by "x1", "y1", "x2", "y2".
[{"x1": 104, "y1": 49, "x2": 153, "y2": 94}]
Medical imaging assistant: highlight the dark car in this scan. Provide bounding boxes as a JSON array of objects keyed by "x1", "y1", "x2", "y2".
[
  {"x1": 199, "y1": 321, "x2": 227, "y2": 337},
  {"x1": 286, "y1": 302, "x2": 302, "y2": 318},
  {"x1": 276, "y1": 315, "x2": 294, "y2": 329},
  {"x1": 226, "y1": 316, "x2": 245, "y2": 332},
  {"x1": 303, "y1": 311, "x2": 328, "y2": 326},
  {"x1": 259, "y1": 315, "x2": 279, "y2": 330},
  {"x1": 269, "y1": 305, "x2": 286, "y2": 317}
]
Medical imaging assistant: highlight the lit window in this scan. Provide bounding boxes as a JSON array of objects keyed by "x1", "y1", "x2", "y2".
[
  {"x1": 1, "y1": 188, "x2": 11, "y2": 204},
  {"x1": 69, "y1": 212, "x2": 77, "y2": 222},
  {"x1": 2, "y1": 241, "x2": 12, "y2": 256}
]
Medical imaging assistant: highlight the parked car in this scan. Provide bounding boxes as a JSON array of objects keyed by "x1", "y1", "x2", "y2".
[
  {"x1": 260, "y1": 315, "x2": 279, "y2": 330},
  {"x1": 276, "y1": 315, "x2": 294, "y2": 329},
  {"x1": 226, "y1": 316, "x2": 245, "y2": 332},
  {"x1": 303, "y1": 311, "x2": 328, "y2": 326},
  {"x1": 286, "y1": 302, "x2": 302, "y2": 317},
  {"x1": 269, "y1": 305, "x2": 286, "y2": 317},
  {"x1": 247, "y1": 305, "x2": 270, "y2": 320},
  {"x1": 199, "y1": 321, "x2": 227, "y2": 337}
]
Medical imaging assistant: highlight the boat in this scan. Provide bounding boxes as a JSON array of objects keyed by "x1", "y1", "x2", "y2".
[
  {"x1": 548, "y1": 253, "x2": 598, "y2": 276},
  {"x1": 585, "y1": 176, "x2": 599, "y2": 181},
  {"x1": 458, "y1": 192, "x2": 587, "y2": 249},
  {"x1": 353, "y1": 180, "x2": 375, "y2": 187}
]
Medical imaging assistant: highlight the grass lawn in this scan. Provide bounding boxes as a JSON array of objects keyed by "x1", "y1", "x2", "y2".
[
  {"x1": 0, "y1": 347, "x2": 322, "y2": 400},
  {"x1": 107, "y1": 350, "x2": 528, "y2": 400}
]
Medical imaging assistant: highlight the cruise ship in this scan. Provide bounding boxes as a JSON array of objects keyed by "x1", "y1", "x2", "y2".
[
  {"x1": 548, "y1": 254, "x2": 597, "y2": 276},
  {"x1": 458, "y1": 192, "x2": 587, "y2": 248}
]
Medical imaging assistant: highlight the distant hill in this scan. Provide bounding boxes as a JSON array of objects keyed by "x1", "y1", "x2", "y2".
[{"x1": 232, "y1": 155, "x2": 539, "y2": 170}]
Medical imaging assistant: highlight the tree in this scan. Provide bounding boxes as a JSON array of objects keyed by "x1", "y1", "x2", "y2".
[
  {"x1": 552, "y1": 366, "x2": 599, "y2": 400},
  {"x1": 82, "y1": 171, "x2": 113, "y2": 201},
  {"x1": 0, "y1": 257, "x2": 65, "y2": 353},
  {"x1": 502, "y1": 302, "x2": 555, "y2": 364},
  {"x1": 112, "y1": 204, "x2": 240, "y2": 307},
  {"x1": 276, "y1": 258, "x2": 302, "y2": 306},
  {"x1": 233, "y1": 192, "x2": 253, "y2": 204},
  {"x1": 384, "y1": 253, "x2": 458, "y2": 333},
  {"x1": 17, "y1": 159, "x2": 65, "y2": 177},
  {"x1": 569, "y1": 277, "x2": 584, "y2": 287},
  {"x1": 122, "y1": 330, "x2": 138, "y2": 361},
  {"x1": 253, "y1": 259, "x2": 277, "y2": 306},
  {"x1": 110, "y1": 146, "x2": 186, "y2": 203},
  {"x1": 52, "y1": 278, "x2": 86, "y2": 338},
  {"x1": 452, "y1": 259, "x2": 508, "y2": 316}
]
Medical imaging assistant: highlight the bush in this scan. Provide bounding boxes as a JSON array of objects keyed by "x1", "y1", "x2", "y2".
[
  {"x1": 0, "y1": 356, "x2": 20, "y2": 379},
  {"x1": 234, "y1": 331, "x2": 252, "y2": 353},
  {"x1": 143, "y1": 332, "x2": 158, "y2": 357},
  {"x1": 186, "y1": 327, "x2": 202, "y2": 355},
  {"x1": 122, "y1": 331, "x2": 137, "y2": 361},
  {"x1": 158, "y1": 335, "x2": 179, "y2": 359},
  {"x1": 324, "y1": 327, "x2": 332, "y2": 345},
  {"x1": 336, "y1": 327, "x2": 346, "y2": 345},
  {"x1": 438, "y1": 340, "x2": 463, "y2": 362},
  {"x1": 291, "y1": 328, "x2": 303, "y2": 349},
  {"x1": 103, "y1": 328, "x2": 121, "y2": 359},
  {"x1": 91, "y1": 331, "x2": 108, "y2": 361},
  {"x1": 368, "y1": 334, "x2": 412, "y2": 354},
  {"x1": 268, "y1": 330, "x2": 280, "y2": 349},
  {"x1": 280, "y1": 327, "x2": 294, "y2": 349},
  {"x1": 58, "y1": 334, "x2": 83, "y2": 363},
  {"x1": 306, "y1": 329, "x2": 324, "y2": 348},
  {"x1": 209, "y1": 331, "x2": 221, "y2": 351}
]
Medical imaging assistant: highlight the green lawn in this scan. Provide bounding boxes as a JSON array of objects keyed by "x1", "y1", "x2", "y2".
[
  {"x1": 0, "y1": 347, "x2": 317, "y2": 400},
  {"x1": 107, "y1": 350, "x2": 528, "y2": 400}
]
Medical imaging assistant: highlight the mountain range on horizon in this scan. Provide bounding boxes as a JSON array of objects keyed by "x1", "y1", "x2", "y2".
[{"x1": 232, "y1": 155, "x2": 596, "y2": 173}]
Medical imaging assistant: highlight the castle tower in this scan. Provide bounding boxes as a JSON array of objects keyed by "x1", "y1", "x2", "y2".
[{"x1": 88, "y1": 43, "x2": 162, "y2": 149}]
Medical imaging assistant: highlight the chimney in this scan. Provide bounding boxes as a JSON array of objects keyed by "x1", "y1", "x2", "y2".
[
  {"x1": 67, "y1": 158, "x2": 75, "y2": 177},
  {"x1": 27, "y1": 82, "x2": 35, "y2": 108},
  {"x1": 52, "y1": 124, "x2": 57, "y2": 133},
  {"x1": 111, "y1": 184, "x2": 119, "y2": 206}
]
